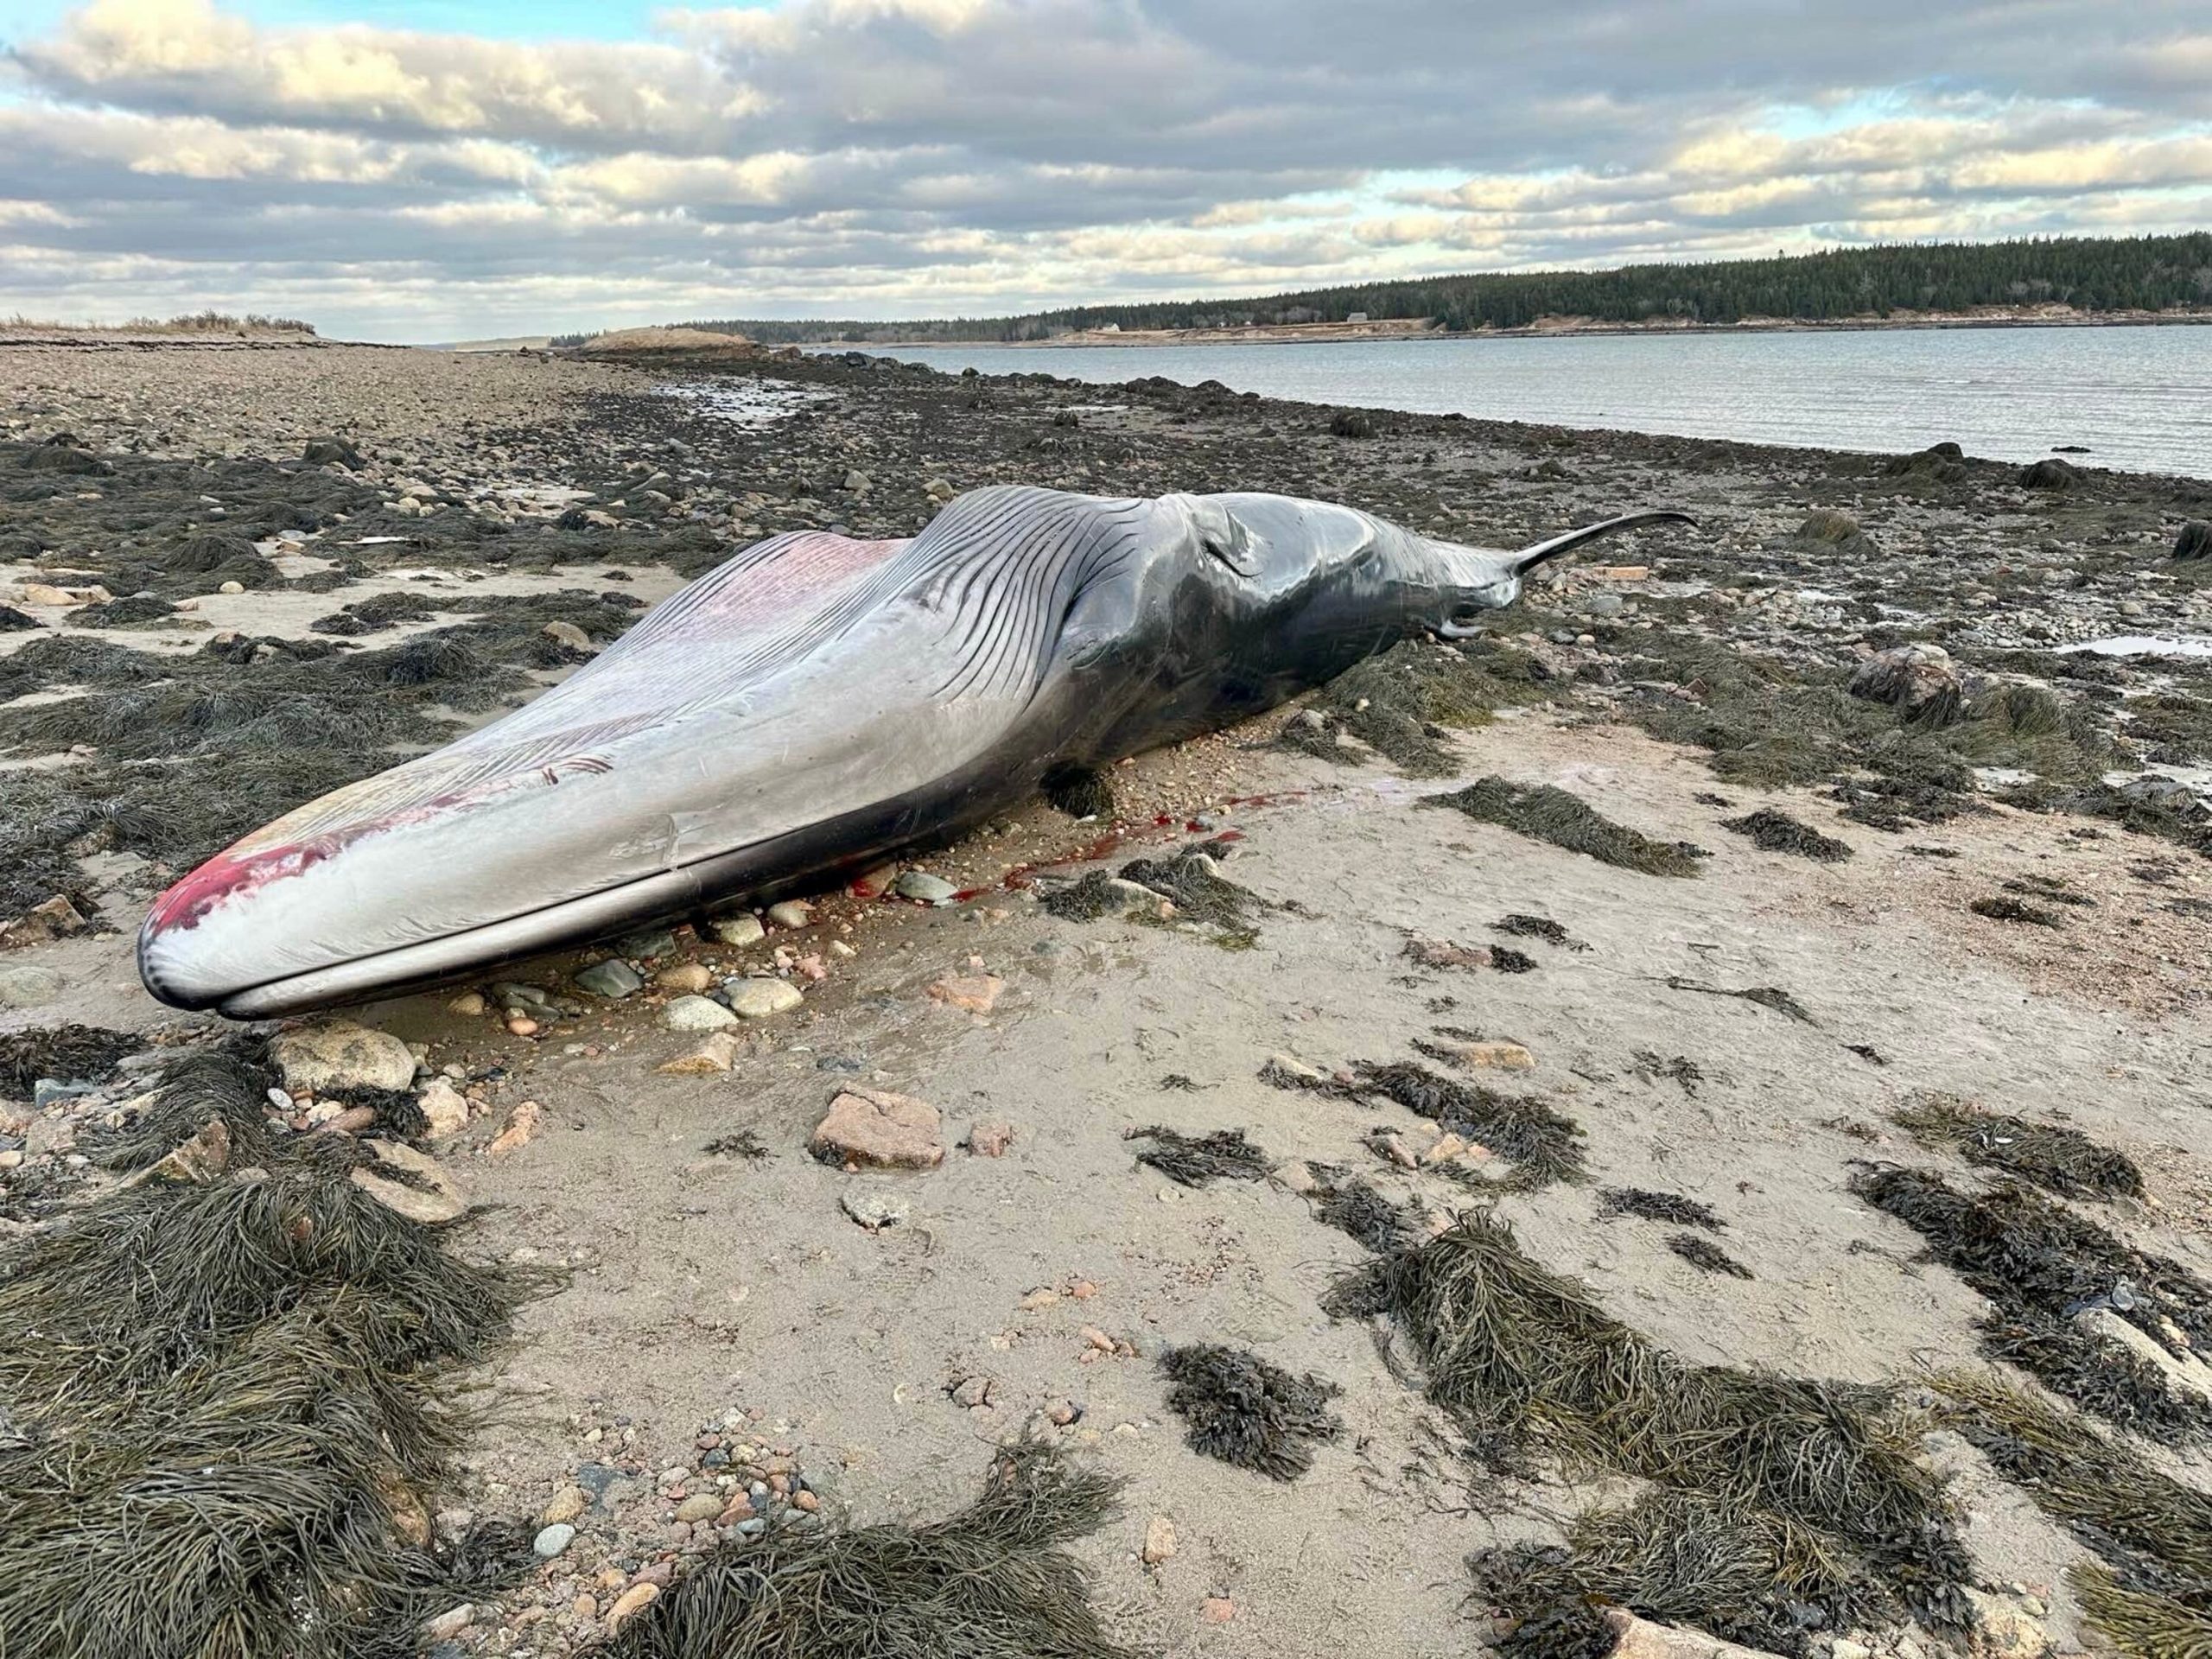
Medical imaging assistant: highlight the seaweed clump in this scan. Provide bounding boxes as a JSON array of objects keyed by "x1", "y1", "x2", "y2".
[
  {"x1": 601, "y1": 1442, "x2": 1135, "y2": 1659},
  {"x1": 0, "y1": 1053, "x2": 541, "y2": 1659},
  {"x1": 1891, "y1": 1096, "x2": 2143, "y2": 1200},
  {"x1": 1125, "y1": 1125, "x2": 1271, "y2": 1187},
  {"x1": 0, "y1": 1023, "x2": 140, "y2": 1099},
  {"x1": 1669, "y1": 1235, "x2": 1755, "y2": 1280},
  {"x1": 1599, "y1": 1188, "x2": 1725, "y2": 1230},
  {"x1": 1935, "y1": 1370, "x2": 2212, "y2": 1659},
  {"x1": 1427, "y1": 778, "x2": 1706, "y2": 877},
  {"x1": 1856, "y1": 1166, "x2": 2212, "y2": 1439},
  {"x1": 1722, "y1": 809, "x2": 1853, "y2": 862},
  {"x1": 1364, "y1": 1213, "x2": 1969, "y2": 1652},
  {"x1": 1157, "y1": 1344, "x2": 1342, "y2": 1481},
  {"x1": 1280, "y1": 638, "x2": 1554, "y2": 775},
  {"x1": 1265, "y1": 1058, "x2": 1586, "y2": 1190},
  {"x1": 1043, "y1": 842, "x2": 1267, "y2": 947}
]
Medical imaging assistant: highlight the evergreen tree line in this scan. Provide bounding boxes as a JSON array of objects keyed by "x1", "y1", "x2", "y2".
[{"x1": 617, "y1": 234, "x2": 2211, "y2": 346}]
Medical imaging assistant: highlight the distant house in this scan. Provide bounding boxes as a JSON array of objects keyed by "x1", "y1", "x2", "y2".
[{"x1": 1345, "y1": 311, "x2": 1369, "y2": 324}]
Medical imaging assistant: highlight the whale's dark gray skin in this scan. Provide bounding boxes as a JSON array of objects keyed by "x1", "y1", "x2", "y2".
[{"x1": 138, "y1": 486, "x2": 1690, "y2": 1016}]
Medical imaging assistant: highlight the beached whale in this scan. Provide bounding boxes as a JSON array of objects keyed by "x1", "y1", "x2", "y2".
[{"x1": 138, "y1": 486, "x2": 1690, "y2": 1016}]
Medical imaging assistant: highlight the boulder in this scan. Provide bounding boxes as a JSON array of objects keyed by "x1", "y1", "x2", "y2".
[
  {"x1": 2018, "y1": 456, "x2": 2081, "y2": 490},
  {"x1": 274, "y1": 1020, "x2": 417, "y2": 1094},
  {"x1": 2173, "y1": 520, "x2": 2212, "y2": 563},
  {"x1": 1848, "y1": 643, "x2": 1963, "y2": 728}
]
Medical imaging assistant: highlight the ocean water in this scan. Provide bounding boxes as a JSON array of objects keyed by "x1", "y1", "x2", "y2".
[{"x1": 848, "y1": 325, "x2": 2212, "y2": 480}]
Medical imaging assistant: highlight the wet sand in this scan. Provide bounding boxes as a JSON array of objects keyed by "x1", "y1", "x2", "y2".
[{"x1": 3, "y1": 340, "x2": 2210, "y2": 1658}]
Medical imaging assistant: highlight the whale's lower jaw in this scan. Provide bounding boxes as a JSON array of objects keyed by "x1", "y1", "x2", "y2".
[{"x1": 149, "y1": 761, "x2": 1026, "y2": 1018}]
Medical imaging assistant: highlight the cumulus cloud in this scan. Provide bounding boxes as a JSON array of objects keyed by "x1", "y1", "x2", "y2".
[{"x1": 0, "y1": 0, "x2": 2206, "y2": 339}]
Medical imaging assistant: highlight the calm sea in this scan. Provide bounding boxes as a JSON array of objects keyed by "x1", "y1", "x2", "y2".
[{"x1": 850, "y1": 325, "x2": 2212, "y2": 480}]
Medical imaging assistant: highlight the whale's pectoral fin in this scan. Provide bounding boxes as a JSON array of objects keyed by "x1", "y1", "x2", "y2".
[
  {"x1": 1511, "y1": 510, "x2": 1699, "y2": 577},
  {"x1": 1433, "y1": 609, "x2": 1490, "y2": 640},
  {"x1": 1189, "y1": 499, "x2": 1261, "y2": 576}
]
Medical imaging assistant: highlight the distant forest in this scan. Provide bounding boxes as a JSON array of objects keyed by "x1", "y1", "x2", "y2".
[{"x1": 555, "y1": 234, "x2": 2212, "y2": 346}]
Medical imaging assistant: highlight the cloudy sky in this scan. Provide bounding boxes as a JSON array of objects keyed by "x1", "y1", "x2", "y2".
[{"x1": 1, "y1": 0, "x2": 2208, "y2": 341}]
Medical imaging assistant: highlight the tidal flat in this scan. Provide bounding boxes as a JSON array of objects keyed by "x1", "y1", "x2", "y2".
[{"x1": 2, "y1": 337, "x2": 2209, "y2": 1659}]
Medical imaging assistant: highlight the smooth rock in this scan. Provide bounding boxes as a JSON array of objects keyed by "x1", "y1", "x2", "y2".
[
  {"x1": 663, "y1": 995, "x2": 739, "y2": 1032},
  {"x1": 968, "y1": 1121, "x2": 1015, "y2": 1157},
  {"x1": 656, "y1": 962, "x2": 715, "y2": 994},
  {"x1": 605, "y1": 1582, "x2": 660, "y2": 1630},
  {"x1": 448, "y1": 991, "x2": 486, "y2": 1016},
  {"x1": 709, "y1": 912, "x2": 766, "y2": 946},
  {"x1": 0, "y1": 963, "x2": 66, "y2": 1008},
  {"x1": 811, "y1": 1087, "x2": 943, "y2": 1169},
  {"x1": 274, "y1": 1020, "x2": 417, "y2": 1094},
  {"x1": 672, "y1": 1493, "x2": 722, "y2": 1522},
  {"x1": 575, "y1": 958, "x2": 645, "y2": 999},
  {"x1": 532, "y1": 1523, "x2": 575, "y2": 1560},
  {"x1": 766, "y1": 899, "x2": 813, "y2": 929},
  {"x1": 421, "y1": 1606, "x2": 474, "y2": 1642},
  {"x1": 540, "y1": 1485, "x2": 589, "y2": 1525},
  {"x1": 894, "y1": 871, "x2": 958, "y2": 905},
  {"x1": 350, "y1": 1140, "x2": 466, "y2": 1224},
  {"x1": 729, "y1": 978, "x2": 803, "y2": 1020}
]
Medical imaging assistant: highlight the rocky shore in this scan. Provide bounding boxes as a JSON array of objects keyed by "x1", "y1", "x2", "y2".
[{"x1": 2, "y1": 340, "x2": 2209, "y2": 1659}]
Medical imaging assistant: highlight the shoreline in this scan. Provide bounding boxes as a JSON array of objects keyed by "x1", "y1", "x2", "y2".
[{"x1": 829, "y1": 306, "x2": 2212, "y2": 350}]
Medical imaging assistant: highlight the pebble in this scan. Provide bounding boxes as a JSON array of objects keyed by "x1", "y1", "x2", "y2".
[
  {"x1": 728, "y1": 978, "x2": 804, "y2": 1019},
  {"x1": 657, "y1": 1031, "x2": 742, "y2": 1074},
  {"x1": 420, "y1": 1605, "x2": 473, "y2": 1641},
  {"x1": 532, "y1": 1523, "x2": 575, "y2": 1559},
  {"x1": 575, "y1": 958, "x2": 645, "y2": 999},
  {"x1": 605, "y1": 1582, "x2": 660, "y2": 1630},
  {"x1": 672, "y1": 1493, "x2": 722, "y2": 1522},
  {"x1": 766, "y1": 899, "x2": 813, "y2": 928},
  {"x1": 417, "y1": 1077, "x2": 470, "y2": 1139},
  {"x1": 506, "y1": 1015, "x2": 541, "y2": 1038},
  {"x1": 540, "y1": 1485, "x2": 589, "y2": 1525},
  {"x1": 841, "y1": 1188, "x2": 910, "y2": 1230},
  {"x1": 656, "y1": 962, "x2": 715, "y2": 994},
  {"x1": 894, "y1": 870, "x2": 958, "y2": 904},
  {"x1": 968, "y1": 1121, "x2": 1015, "y2": 1157},
  {"x1": 486, "y1": 1099, "x2": 543, "y2": 1155},
  {"x1": 448, "y1": 991, "x2": 486, "y2": 1016},
  {"x1": 663, "y1": 995, "x2": 739, "y2": 1032},
  {"x1": 709, "y1": 912, "x2": 766, "y2": 946},
  {"x1": 1143, "y1": 1516, "x2": 1177, "y2": 1564}
]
